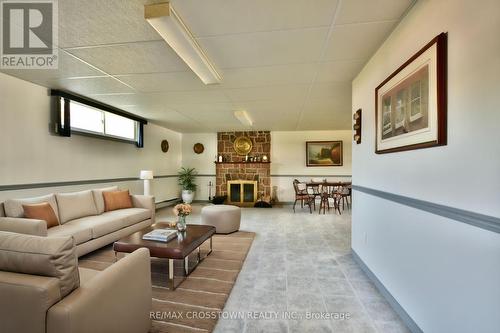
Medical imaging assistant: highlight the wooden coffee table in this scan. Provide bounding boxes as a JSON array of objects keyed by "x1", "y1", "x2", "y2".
[{"x1": 113, "y1": 223, "x2": 216, "y2": 290}]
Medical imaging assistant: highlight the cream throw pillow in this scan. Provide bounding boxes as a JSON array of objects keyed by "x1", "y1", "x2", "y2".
[
  {"x1": 4, "y1": 194, "x2": 60, "y2": 219},
  {"x1": 56, "y1": 190, "x2": 98, "y2": 224}
]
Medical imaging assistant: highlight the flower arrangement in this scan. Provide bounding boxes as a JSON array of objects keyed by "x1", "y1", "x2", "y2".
[{"x1": 173, "y1": 203, "x2": 192, "y2": 217}]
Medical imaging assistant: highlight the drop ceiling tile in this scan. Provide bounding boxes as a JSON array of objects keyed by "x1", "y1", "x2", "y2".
[
  {"x1": 169, "y1": 103, "x2": 239, "y2": 124},
  {"x1": 149, "y1": 111, "x2": 205, "y2": 132},
  {"x1": 297, "y1": 109, "x2": 351, "y2": 130},
  {"x1": 170, "y1": 103, "x2": 234, "y2": 114},
  {"x1": 335, "y1": 0, "x2": 414, "y2": 25},
  {"x1": 224, "y1": 84, "x2": 309, "y2": 103},
  {"x1": 232, "y1": 99, "x2": 303, "y2": 110},
  {"x1": 220, "y1": 63, "x2": 317, "y2": 88},
  {"x1": 115, "y1": 72, "x2": 206, "y2": 92},
  {"x1": 0, "y1": 52, "x2": 103, "y2": 86},
  {"x1": 171, "y1": 0, "x2": 338, "y2": 36},
  {"x1": 304, "y1": 97, "x2": 351, "y2": 115},
  {"x1": 308, "y1": 82, "x2": 351, "y2": 101},
  {"x1": 229, "y1": 101, "x2": 302, "y2": 130},
  {"x1": 143, "y1": 90, "x2": 231, "y2": 105},
  {"x1": 315, "y1": 60, "x2": 365, "y2": 83},
  {"x1": 51, "y1": 77, "x2": 134, "y2": 95},
  {"x1": 323, "y1": 21, "x2": 397, "y2": 61},
  {"x1": 246, "y1": 105, "x2": 301, "y2": 118},
  {"x1": 89, "y1": 93, "x2": 143, "y2": 106},
  {"x1": 58, "y1": 0, "x2": 161, "y2": 48},
  {"x1": 183, "y1": 110, "x2": 241, "y2": 125},
  {"x1": 66, "y1": 41, "x2": 189, "y2": 75},
  {"x1": 197, "y1": 28, "x2": 328, "y2": 69},
  {"x1": 298, "y1": 97, "x2": 352, "y2": 130}
]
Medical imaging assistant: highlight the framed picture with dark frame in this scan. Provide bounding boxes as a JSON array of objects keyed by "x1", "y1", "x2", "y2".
[
  {"x1": 306, "y1": 141, "x2": 343, "y2": 167},
  {"x1": 375, "y1": 32, "x2": 447, "y2": 154}
]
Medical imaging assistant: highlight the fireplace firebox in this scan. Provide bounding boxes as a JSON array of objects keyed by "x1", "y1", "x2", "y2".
[{"x1": 227, "y1": 180, "x2": 257, "y2": 206}]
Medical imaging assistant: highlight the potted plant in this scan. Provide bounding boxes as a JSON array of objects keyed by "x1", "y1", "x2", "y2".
[{"x1": 178, "y1": 167, "x2": 197, "y2": 203}]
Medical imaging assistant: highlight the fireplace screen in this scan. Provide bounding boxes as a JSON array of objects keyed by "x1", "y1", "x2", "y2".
[
  {"x1": 227, "y1": 180, "x2": 258, "y2": 205},
  {"x1": 229, "y1": 183, "x2": 241, "y2": 202}
]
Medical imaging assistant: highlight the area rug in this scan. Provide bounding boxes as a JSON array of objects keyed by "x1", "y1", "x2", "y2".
[{"x1": 79, "y1": 230, "x2": 255, "y2": 333}]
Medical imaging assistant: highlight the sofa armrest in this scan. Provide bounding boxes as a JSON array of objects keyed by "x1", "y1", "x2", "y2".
[
  {"x1": 0, "y1": 271, "x2": 61, "y2": 333},
  {"x1": 0, "y1": 217, "x2": 48, "y2": 236},
  {"x1": 131, "y1": 195, "x2": 155, "y2": 223},
  {"x1": 47, "y1": 248, "x2": 152, "y2": 333}
]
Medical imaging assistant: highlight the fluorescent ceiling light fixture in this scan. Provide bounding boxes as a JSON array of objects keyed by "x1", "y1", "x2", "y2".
[
  {"x1": 145, "y1": 2, "x2": 222, "y2": 85},
  {"x1": 234, "y1": 110, "x2": 253, "y2": 127}
]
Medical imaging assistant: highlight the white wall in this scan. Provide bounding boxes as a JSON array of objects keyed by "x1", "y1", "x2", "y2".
[
  {"x1": 352, "y1": 0, "x2": 500, "y2": 332},
  {"x1": 0, "y1": 72, "x2": 182, "y2": 202},
  {"x1": 271, "y1": 130, "x2": 352, "y2": 202},
  {"x1": 180, "y1": 133, "x2": 217, "y2": 201}
]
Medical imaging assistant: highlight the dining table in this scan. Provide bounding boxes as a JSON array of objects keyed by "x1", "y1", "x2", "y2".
[{"x1": 304, "y1": 181, "x2": 352, "y2": 214}]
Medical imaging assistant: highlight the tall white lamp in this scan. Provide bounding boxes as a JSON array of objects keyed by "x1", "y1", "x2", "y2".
[{"x1": 140, "y1": 170, "x2": 154, "y2": 196}]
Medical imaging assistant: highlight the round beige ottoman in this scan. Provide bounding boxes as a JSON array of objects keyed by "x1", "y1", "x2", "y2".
[{"x1": 201, "y1": 205, "x2": 241, "y2": 234}]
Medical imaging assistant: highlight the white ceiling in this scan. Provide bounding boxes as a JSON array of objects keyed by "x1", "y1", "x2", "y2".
[{"x1": 1, "y1": 0, "x2": 415, "y2": 132}]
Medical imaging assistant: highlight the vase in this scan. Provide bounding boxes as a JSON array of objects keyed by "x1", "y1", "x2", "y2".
[
  {"x1": 182, "y1": 190, "x2": 195, "y2": 204},
  {"x1": 177, "y1": 215, "x2": 187, "y2": 232}
]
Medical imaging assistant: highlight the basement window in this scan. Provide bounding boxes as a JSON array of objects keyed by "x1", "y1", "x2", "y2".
[
  {"x1": 65, "y1": 100, "x2": 137, "y2": 141},
  {"x1": 52, "y1": 90, "x2": 146, "y2": 147}
]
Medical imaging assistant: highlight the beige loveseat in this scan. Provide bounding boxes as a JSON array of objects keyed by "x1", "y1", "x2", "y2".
[
  {"x1": 0, "y1": 231, "x2": 152, "y2": 333},
  {"x1": 0, "y1": 186, "x2": 155, "y2": 257}
]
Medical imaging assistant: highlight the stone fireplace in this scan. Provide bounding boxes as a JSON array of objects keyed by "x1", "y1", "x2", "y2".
[{"x1": 215, "y1": 131, "x2": 271, "y2": 204}]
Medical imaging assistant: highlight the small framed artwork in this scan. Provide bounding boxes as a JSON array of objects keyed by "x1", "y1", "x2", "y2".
[
  {"x1": 375, "y1": 32, "x2": 447, "y2": 154},
  {"x1": 306, "y1": 141, "x2": 343, "y2": 167}
]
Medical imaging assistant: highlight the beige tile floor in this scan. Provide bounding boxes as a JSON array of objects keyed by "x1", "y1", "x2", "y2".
[{"x1": 157, "y1": 204, "x2": 410, "y2": 333}]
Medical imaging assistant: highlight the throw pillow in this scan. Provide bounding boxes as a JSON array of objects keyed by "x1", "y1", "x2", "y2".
[
  {"x1": 23, "y1": 202, "x2": 60, "y2": 229},
  {"x1": 92, "y1": 186, "x2": 119, "y2": 214},
  {"x1": 55, "y1": 190, "x2": 98, "y2": 224},
  {"x1": 103, "y1": 190, "x2": 133, "y2": 212}
]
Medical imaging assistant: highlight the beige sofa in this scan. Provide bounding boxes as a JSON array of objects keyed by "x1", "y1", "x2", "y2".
[
  {"x1": 0, "y1": 231, "x2": 152, "y2": 333},
  {"x1": 0, "y1": 186, "x2": 155, "y2": 257}
]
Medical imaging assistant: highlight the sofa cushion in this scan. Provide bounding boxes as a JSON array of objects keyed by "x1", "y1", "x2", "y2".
[
  {"x1": 103, "y1": 190, "x2": 133, "y2": 212},
  {"x1": 56, "y1": 190, "x2": 98, "y2": 224},
  {"x1": 92, "y1": 186, "x2": 119, "y2": 214},
  {"x1": 68, "y1": 208, "x2": 151, "y2": 239},
  {"x1": 0, "y1": 231, "x2": 79, "y2": 298},
  {"x1": 47, "y1": 223, "x2": 92, "y2": 245},
  {"x1": 23, "y1": 202, "x2": 60, "y2": 228},
  {"x1": 4, "y1": 194, "x2": 60, "y2": 220},
  {"x1": 102, "y1": 208, "x2": 151, "y2": 225}
]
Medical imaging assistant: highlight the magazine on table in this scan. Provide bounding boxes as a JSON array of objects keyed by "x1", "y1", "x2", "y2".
[{"x1": 142, "y1": 229, "x2": 177, "y2": 242}]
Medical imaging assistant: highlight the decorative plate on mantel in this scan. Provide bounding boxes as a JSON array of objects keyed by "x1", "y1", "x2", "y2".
[{"x1": 233, "y1": 136, "x2": 253, "y2": 155}]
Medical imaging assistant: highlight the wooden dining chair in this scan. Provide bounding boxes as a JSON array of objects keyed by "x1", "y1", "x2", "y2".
[
  {"x1": 335, "y1": 183, "x2": 352, "y2": 210},
  {"x1": 318, "y1": 184, "x2": 341, "y2": 215},
  {"x1": 292, "y1": 179, "x2": 314, "y2": 213},
  {"x1": 307, "y1": 183, "x2": 321, "y2": 210}
]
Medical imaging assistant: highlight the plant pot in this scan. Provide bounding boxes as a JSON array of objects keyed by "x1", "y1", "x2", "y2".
[{"x1": 182, "y1": 190, "x2": 195, "y2": 204}]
